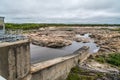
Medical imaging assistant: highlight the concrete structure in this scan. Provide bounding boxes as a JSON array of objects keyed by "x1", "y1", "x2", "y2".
[
  {"x1": 0, "y1": 16, "x2": 92, "y2": 80},
  {"x1": 0, "y1": 39, "x2": 90, "y2": 80},
  {"x1": 0, "y1": 17, "x2": 5, "y2": 35},
  {"x1": 30, "y1": 47, "x2": 90, "y2": 80},
  {"x1": 0, "y1": 17, "x2": 26, "y2": 43},
  {"x1": 0, "y1": 40, "x2": 30, "y2": 80}
]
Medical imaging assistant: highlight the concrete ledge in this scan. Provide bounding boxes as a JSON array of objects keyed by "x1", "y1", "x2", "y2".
[
  {"x1": 0, "y1": 39, "x2": 29, "y2": 47},
  {"x1": 30, "y1": 46, "x2": 90, "y2": 80},
  {"x1": 31, "y1": 54, "x2": 79, "y2": 73}
]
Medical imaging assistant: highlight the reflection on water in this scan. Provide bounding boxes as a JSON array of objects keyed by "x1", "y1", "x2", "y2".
[{"x1": 31, "y1": 41, "x2": 100, "y2": 64}]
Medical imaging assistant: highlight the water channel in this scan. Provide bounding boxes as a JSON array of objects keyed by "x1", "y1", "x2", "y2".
[{"x1": 31, "y1": 34, "x2": 100, "y2": 64}]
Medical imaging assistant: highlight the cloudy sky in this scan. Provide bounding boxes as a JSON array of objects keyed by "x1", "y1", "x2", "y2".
[{"x1": 0, "y1": 0, "x2": 120, "y2": 24}]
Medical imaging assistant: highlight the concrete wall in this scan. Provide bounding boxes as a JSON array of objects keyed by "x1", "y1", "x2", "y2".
[
  {"x1": 0, "y1": 17, "x2": 5, "y2": 35},
  {"x1": 0, "y1": 40, "x2": 90, "y2": 80},
  {"x1": 30, "y1": 46, "x2": 90, "y2": 80},
  {"x1": 0, "y1": 40, "x2": 30, "y2": 80}
]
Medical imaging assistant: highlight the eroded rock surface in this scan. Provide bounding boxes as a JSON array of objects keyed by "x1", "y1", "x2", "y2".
[
  {"x1": 26, "y1": 30, "x2": 74, "y2": 48},
  {"x1": 31, "y1": 36, "x2": 72, "y2": 48}
]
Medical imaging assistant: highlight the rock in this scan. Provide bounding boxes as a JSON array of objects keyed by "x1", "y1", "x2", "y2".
[
  {"x1": 89, "y1": 30, "x2": 120, "y2": 53},
  {"x1": 89, "y1": 73, "x2": 96, "y2": 76},
  {"x1": 102, "y1": 77, "x2": 109, "y2": 80},
  {"x1": 74, "y1": 37, "x2": 91, "y2": 43},
  {"x1": 96, "y1": 78, "x2": 102, "y2": 80},
  {"x1": 31, "y1": 36, "x2": 72, "y2": 48}
]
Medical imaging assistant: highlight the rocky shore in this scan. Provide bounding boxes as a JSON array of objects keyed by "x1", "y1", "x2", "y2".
[
  {"x1": 25, "y1": 27, "x2": 120, "y2": 51},
  {"x1": 25, "y1": 28, "x2": 92, "y2": 48},
  {"x1": 73, "y1": 27, "x2": 120, "y2": 53},
  {"x1": 26, "y1": 30, "x2": 74, "y2": 48},
  {"x1": 24, "y1": 27, "x2": 120, "y2": 79},
  {"x1": 31, "y1": 35, "x2": 72, "y2": 48}
]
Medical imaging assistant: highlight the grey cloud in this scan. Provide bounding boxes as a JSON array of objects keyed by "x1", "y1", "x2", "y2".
[{"x1": 0, "y1": 0, "x2": 120, "y2": 23}]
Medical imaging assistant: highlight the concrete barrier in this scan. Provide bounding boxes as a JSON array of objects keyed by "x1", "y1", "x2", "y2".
[
  {"x1": 0, "y1": 40, "x2": 30, "y2": 80},
  {"x1": 0, "y1": 40, "x2": 90, "y2": 80},
  {"x1": 30, "y1": 46, "x2": 90, "y2": 80}
]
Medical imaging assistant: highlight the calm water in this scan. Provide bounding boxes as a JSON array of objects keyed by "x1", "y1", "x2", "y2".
[{"x1": 31, "y1": 34, "x2": 100, "y2": 64}]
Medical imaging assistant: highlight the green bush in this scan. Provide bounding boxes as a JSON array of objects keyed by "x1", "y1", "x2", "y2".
[
  {"x1": 67, "y1": 73, "x2": 80, "y2": 80},
  {"x1": 95, "y1": 56, "x2": 106, "y2": 63},
  {"x1": 95, "y1": 53, "x2": 120, "y2": 67},
  {"x1": 106, "y1": 53, "x2": 120, "y2": 66}
]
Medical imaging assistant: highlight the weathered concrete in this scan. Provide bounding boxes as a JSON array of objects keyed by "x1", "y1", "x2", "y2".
[
  {"x1": 30, "y1": 46, "x2": 90, "y2": 80},
  {"x1": 0, "y1": 39, "x2": 90, "y2": 80},
  {"x1": 0, "y1": 17, "x2": 5, "y2": 35},
  {"x1": 0, "y1": 40, "x2": 30, "y2": 80}
]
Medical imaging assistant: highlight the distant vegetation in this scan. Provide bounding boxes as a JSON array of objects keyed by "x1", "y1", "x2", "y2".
[
  {"x1": 110, "y1": 28, "x2": 120, "y2": 32},
  {"x1": 5, "y1": 23, "x2": 47, "y2": 30},
  {"x1": 5, "y1": 23, "x2": 120, "y2": 30},
  {"x1": 95, "y1": 53, "x2": 120, "y2": 67}
]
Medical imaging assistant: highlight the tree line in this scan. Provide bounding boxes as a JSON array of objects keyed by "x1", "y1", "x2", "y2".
[{"x1": 5, "y1": 23, "x2": 120, "y2": 30}]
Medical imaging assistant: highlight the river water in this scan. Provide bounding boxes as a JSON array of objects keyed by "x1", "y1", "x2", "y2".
[{"x1": 30, "y1": 34, "x2": 100, "y2": 64}]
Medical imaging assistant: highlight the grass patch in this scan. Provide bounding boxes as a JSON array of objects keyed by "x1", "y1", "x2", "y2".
[
  {"x1": 66, "y1": 66, "x2": 105, "y2": 80},
  {"x1": 95, "y1": 53, "x2": 120, "y2": 67},
  {"x1": 67, "y1": 53, "x2": 120, "y2": 80},
  {"x1": 106, "y1": 53, "x2": 120, "y2": 67},
  {"x1": 95, "y1": 55, "x2": 106, "y2": 63},
  {"x1": 79, "y1": 75, "x2": 95, "y2": 80},
  {"x1": 110, "y1": 28, "x2": 120, "y2": 31},
  {"x1": 67, "y1": 73, "x2": 80, "y2": 80}
]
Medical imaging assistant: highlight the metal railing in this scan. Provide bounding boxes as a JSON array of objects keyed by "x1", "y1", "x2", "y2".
[{"x1": 0, "y1": 30, "x2": 27, "y2": 43}]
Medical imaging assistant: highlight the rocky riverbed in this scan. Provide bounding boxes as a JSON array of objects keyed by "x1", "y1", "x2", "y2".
[
  {"x1": 26, "y1": 30, "x2": 74, "y2": 48},
  {"x1": 25, "y1": 28, "x2": 92, "y2": 48},
  {"x1": 24, "y1": 27, "x2": 120, "y2": 51},
  {"x1": 25, "y1": 28, "x2": 70, "y2": 48},
  {"x1": 24, "y1": 26, "x2": 120, "y2": 79}
]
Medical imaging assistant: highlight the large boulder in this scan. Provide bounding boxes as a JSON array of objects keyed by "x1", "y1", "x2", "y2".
[
  {"x1": 74, "y1": 37, "x2": 91, "y2": 43},
  {"x1": 31, "y1": 36, "x2": 72, "y2": 48}
]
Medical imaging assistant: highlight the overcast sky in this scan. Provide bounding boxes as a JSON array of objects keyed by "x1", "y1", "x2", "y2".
[{"x1": 0, "y1": 0, "x2": 120, "y2": 24}]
